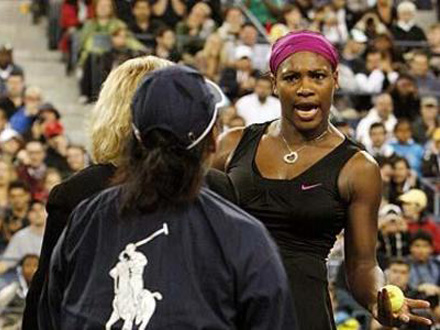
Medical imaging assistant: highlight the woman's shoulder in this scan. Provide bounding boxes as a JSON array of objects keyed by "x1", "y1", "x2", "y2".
[{"x1": 48, "y1": 164, "x2": 117, "y2": 210}]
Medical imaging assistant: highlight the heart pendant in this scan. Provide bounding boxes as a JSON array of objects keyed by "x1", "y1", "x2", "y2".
[{"x1": 283, "y1": 152, "x2": 298, "y2": 164}]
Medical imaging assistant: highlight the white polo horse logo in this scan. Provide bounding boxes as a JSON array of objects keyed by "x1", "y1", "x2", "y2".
[{"x1": 106, "y1": 223, "x2": 169, "y2": 330}]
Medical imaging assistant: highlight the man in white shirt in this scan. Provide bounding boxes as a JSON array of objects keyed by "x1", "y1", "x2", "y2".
[
  {"x1": 356, "y1": 92, "x2": 397, "y2": 147},
  {"x1": 235, "y1": 76, "x2": 281, "y2": 126}
]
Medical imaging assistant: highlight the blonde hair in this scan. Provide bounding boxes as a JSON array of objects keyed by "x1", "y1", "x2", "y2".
[{"x1": 89, "y1": 56, "x2": 173, "y2": 165}]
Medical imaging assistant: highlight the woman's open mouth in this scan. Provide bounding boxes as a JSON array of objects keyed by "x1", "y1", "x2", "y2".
[{"x1": 293, "y1": 103, "x2": 320, "y2": 121}]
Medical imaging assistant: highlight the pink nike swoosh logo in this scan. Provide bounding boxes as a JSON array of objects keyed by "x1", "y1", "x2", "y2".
[{"x1": 301, "y1": 183, "x2": 322, "y2": 191}]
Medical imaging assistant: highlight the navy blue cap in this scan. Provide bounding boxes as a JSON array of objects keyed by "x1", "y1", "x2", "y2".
[{"x1": 132, "y1": 65, "x2": 226, "y2": 149}]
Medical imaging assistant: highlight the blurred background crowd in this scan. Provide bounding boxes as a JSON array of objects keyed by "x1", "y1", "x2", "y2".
[{"x1": 1, "y1": 0, "x2": 440, "y2": 328}]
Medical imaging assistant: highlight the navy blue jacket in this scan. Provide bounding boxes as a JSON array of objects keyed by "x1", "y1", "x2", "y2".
[{"x1": 38, "y1": 186, "x2": 297, "y2": 329}]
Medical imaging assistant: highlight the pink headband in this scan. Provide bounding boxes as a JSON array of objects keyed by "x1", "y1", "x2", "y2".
[{"x1": 269, "y1": 30, "x2": 339, "y2": 74}]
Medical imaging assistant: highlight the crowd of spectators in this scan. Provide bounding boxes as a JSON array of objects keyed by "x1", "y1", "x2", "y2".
[{"x1": 2, "y1": 0, "x2": 440, "y2": 328}]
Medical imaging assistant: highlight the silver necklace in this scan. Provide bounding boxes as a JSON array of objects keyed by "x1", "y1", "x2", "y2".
[{"x1": 279, "y1": 123, "x2": 329, "y2": 164}]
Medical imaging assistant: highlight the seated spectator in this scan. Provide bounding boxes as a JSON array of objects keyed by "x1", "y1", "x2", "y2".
[
  {"x1": 355, "y1": 49, "x2": 398, "y2": 95},
  {"x1": 377, "y1": 204, "x2": 410, "y2": 259},
  {"x1": 389, "y1": 119, "x2": 424, "y2": 176},
  {"x1": 413, "y1": 96, "x2": 439, "y2": 145},
  {"x1": 333, "y1": 119, "x2": 355, "y2": 139},
  {"x1": 386, "y1": 258, "x2": 420, "y2": 299},
  {"x1": 152, "y1": 26, "x2": 180, "y2": 62},
  {"x1": 219, "y1": 45, "x2": 260, "y2": 101},
  {"x1": 389, "y1": 73, "x2": 421, "y2": 121},
  {"x1": 0, "y1": 129, "x2": 23, "y2": 164},
  {"x1": 176, "y1": 2, "x2": 217, "y2": 51},
  {"x1": 235, "y1": 75, "x2": 281, "y2": 126},
  {"x1": 9, "y1": 86, "x2": 43, "y2": 136},
  {"x1": 356, "y1": 93, "x2": 397, "y2": 147},
  {"x1": 321, "y1": 9, "x2": 348, "y2": 46},
  {"x1": 16, "y1": 141, "x2": 47, "y2": 201},
  {"x1": 369, "y1": 0, "x2": 396, "y2": 29},
  {"x1": 422, "y1": 128, "x2": 440, "y2": 177},
  {"x1": 0, "y1": 71, "x2": 25, "y2": 119},
  {"x1": 354, "y1": 12, "x2": 388, "y2": 40},
  {"x1": 0, "y1": 200, "x2": 46, "y2": 275},
  {"x1": 366, "y1": 122, "x2": 395, "y2": 159},
  {"x1": 371, "y1": 33, "x2": 403, "y2": 63},
  {"x1": 78, "y1": 0, "x2": 145, "y2": 67},
  {"x1": 217, "y1": 6, "x2": 244, "y2": 43},
  {"x1": 409, "y1": 51, "x2": 440, "y2": 96},
  {"x1": 390, "y1": 1, "x2": 427, "y2": 50},
  {"x1": 101, "y1": 27, "x2": 146, "y2": 79},
  {"x1": 0, "y1": 107, "x2": 9, "y2": 136},
  {"x1": 409, "y1": 231, "x2": 440, "y2": 288},
  {"x1": 0, "y1": 159, "x2": 14, "y2": 211},
  {"x1": 194, "y1": 33, "x2": 224, "y2": 81},
  {"x1": 128, "y1": 0, "x2": 162, "y2": 49},
  {"x1": 58, "y1": 0, "x2": 94, "y2": 63},
  {"x1": 43, "y1": 121, "x2": 71, "y2": 178},
  {"x1": 340, "y1": 29, "x2": 367, "y2": 75},
  {"x1": 150, "y1": 0, "x2": 186, "y2": 29},
  {"x1": 427, "y1": 23, "x2": 440, "y2": 77},
  {"x1": 389, "y1": 156, "x2": 418, "y2": 205},
  {"x1": 0, "y1": 181, "x2": 30, "y2": 250},
  {"x1": 400, "y1": 189, "x2": 440, "y2": 253},
  {"x1": 0, "y1": 254, "x2": 39, "y2": 328},
  {"x1": 66, "y1": 145, "x2": 88, "y2": 174},
  {"x1": 378, "y1": 157, "x2": 394, "y2": 203},
  {"x1": 42, "y1": 168, "x2": 62, "y2": 201},
  {"x1": 0, "y1": 44, "x2": 23, "y2": 97}
]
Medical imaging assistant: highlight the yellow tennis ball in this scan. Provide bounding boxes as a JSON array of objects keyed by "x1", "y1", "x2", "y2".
[{"x1": 384, "y1": 285, "x2": 405, "y2": 312}]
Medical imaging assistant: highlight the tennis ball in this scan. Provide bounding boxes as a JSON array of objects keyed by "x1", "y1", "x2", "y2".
[{"x1": 384, "y1": 285, "x2": 405, "y2": 312}]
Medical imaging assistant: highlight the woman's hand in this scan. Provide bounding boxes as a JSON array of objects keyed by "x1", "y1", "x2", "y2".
[{"x1": 373, "y1": 287, "x2": 431, "y2": 327}]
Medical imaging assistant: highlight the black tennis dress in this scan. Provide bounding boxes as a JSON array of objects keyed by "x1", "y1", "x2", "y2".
[{"x1": 227, "y1": 122, "x2": 360, "y2": 330}]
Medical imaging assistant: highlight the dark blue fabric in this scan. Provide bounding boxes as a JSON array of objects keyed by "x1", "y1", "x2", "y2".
[{"x1": 38, "y1": 186, "x2": 297, "y2": 329}]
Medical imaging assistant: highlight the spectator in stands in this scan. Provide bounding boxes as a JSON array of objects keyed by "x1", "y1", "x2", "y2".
[
  {"x1": 366, "y1": 122, "x2": 395, "y2": 159},
  {"x1": 377, "y1": 204, "x2": 410, "y2": 259},
  {"x1": 0, "y1": 200, "x2": 45, "y2": 275},
  {"x1": 153, "y1": 26, "x2": 180, "y2": 62},
  {"x1": 409, "y1": 51, "x2": 440, "y2": 96},
  {"x1": 400, "y1": 189, "x2": 440, "y2": 252},
  {"x1": 0, "y1": 129, "x2": 23, "y2": 164},
  {"x1": 354, "y1": 12, "x2": 388, "y2": 40},
  {"x1": 0, "y1": 159, "x2": 14, "y2": 212},
  {"x1": 42, "y1": 168, "x2": 62, "y2": 200},
  {"x1": 235, "y1": 75, "x2": 281, "y2": 126},
  {"x1": 386, "y1": 259, "x2": 420, "y2": 299},
  {"x1": 270, "y1": 5, "x2": 307, "y2": 43},
  {"x1": 369, "y1": 0, "x2": 396, "y2": 29},
  {"x1": 0, "y1": 71, "x2": 25, "y2": 119},
  {"x1": 390, "y1": 1, "x2": 427, "y2": 47},
  {"x1": 101, "y1": 26, "x2": 146, "y2": 79},
  {"x1": 427, "y1": 23, "x2": 440, "y2": 77},
  {"x1": 128, "y1": 0, "x2": 162, "y2": 49},
  {"x1": 372, "y1": 33, "x2": 403, "y2": 64},
  {"x1": 389, "y1": 73, "x2": 421, "y2": 120},
  {"x1": 330, "y1": 0, "x2": 358, "y2": 31},
  {"x1": 195, "y1": 33, "x2": 224, "y2": 81},
  {"x1": 150, "y1": 0, "x2": 186, "y2": 29},
  {"x1": 356, "y1": 93, "x2": 397, "y2": 147},
  {"x1": 389, "y1": 156, "x2": 418, "y2": 204},
  {"x1": 78, "y1": 0, "x2": 145, "y2": 67},
  {"x1": 0, "y1": 107, "x2": 9, "y2": 135},
  {"x1": 321, "y1": 9, "x2": 348, "y2": 46},
  {"x1": 389, "y1": 119, "x2": 425, "y2": 176},
  {"x1": 0, "y1": 44, "x2": 23, "y2": 98},
  {"x1": 17, "y1": 141, "x2": 46, "y2": 201},
  {"x1": 409, "y1": 230, "x2": 440, "y2": 288},
  {"x1": 413, "y1": 96, "x2": 439, "y2": 145},
  {"x1": 58, "y1": 0, "x2": 94, "y2": 66},
  {"x1": 9, "y1": 86, "x2": 43, "y2": 136},
  {"x1": 378, "y1": 157, "x2": 394, "y2": 203},
  {"x1": 43, "y1": 121, "x2": 70, "y2": 178},
  {"x1": 355, "y1": 49, "x2": 398, "y2": 94},
  {"x1": 340, "y1": 29, "x2": 367, "y2": 74},
  {"x1": 66, "y1": 145, "x2": 88, "y2": 174},
  {"x1": 0, "y1": 254, "x2": 39, "y2": 328},
  {"x1": 217, "y1": 6, "x2": 244, "y2": 43},
  {"x1": 422, "y1": 128, "x2": 440, "y2": 177},
  {"x1": 0, "y1": 181, "x2": 30, "y2": 250},
  {"x1": 219, "y1": 45, "x2": 259, "y2": 101}
]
